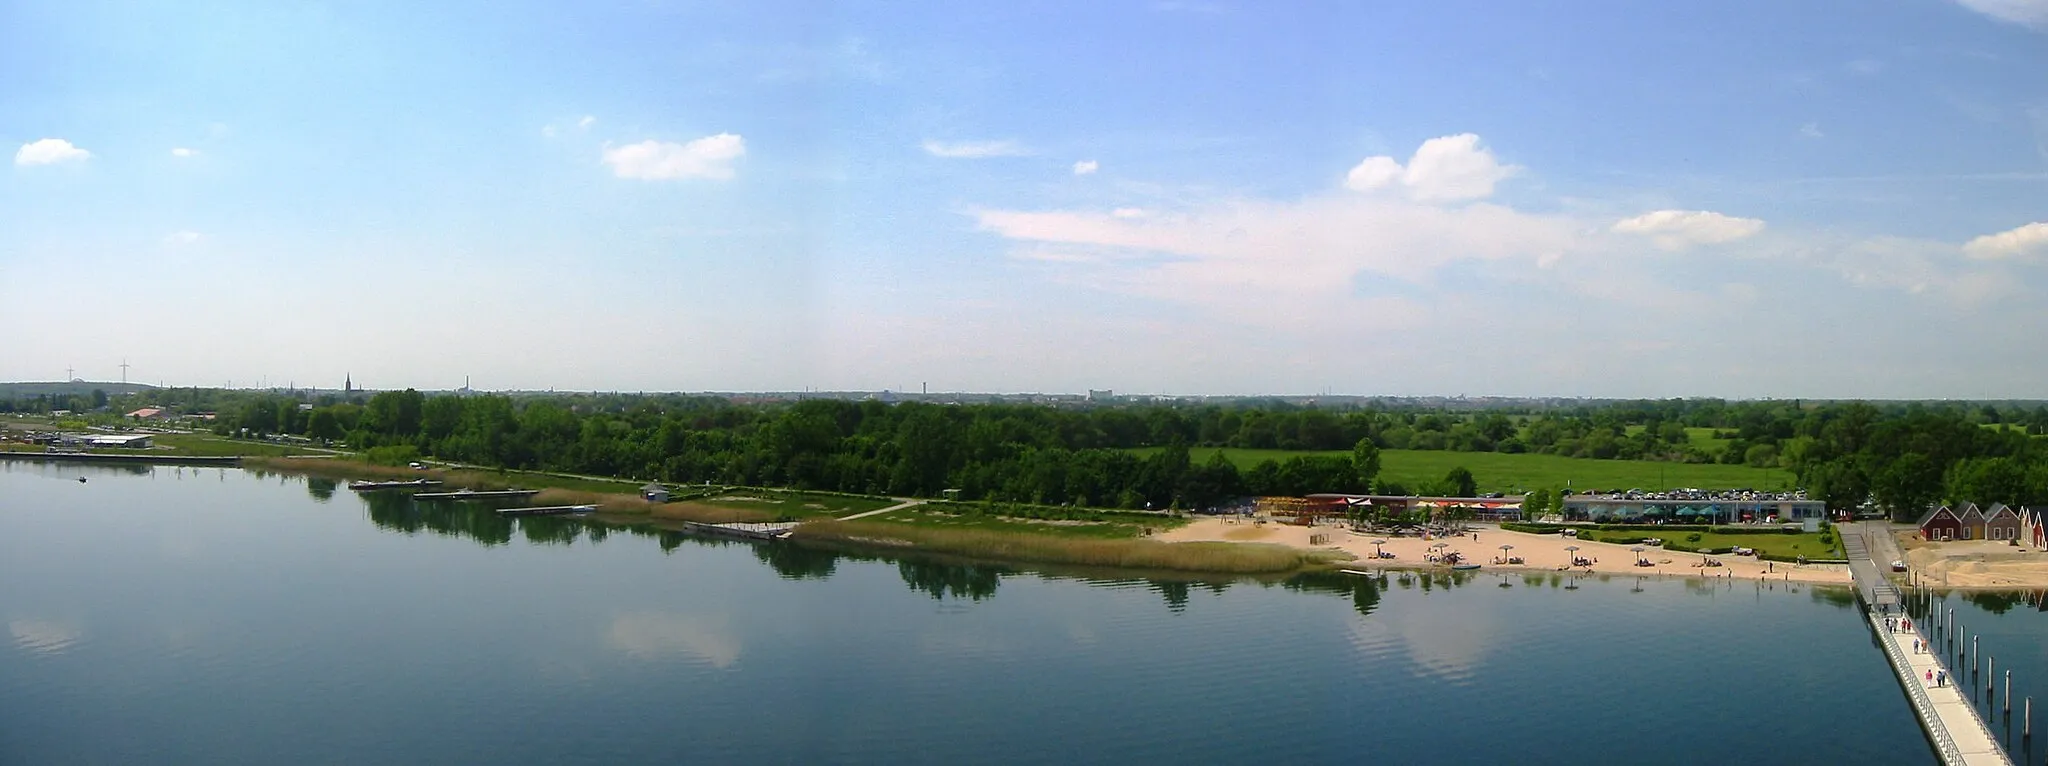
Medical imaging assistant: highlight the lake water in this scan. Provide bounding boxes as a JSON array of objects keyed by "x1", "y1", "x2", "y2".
[{"x1": 2, "y1": 462, "x2": 1937, "y2": 764}]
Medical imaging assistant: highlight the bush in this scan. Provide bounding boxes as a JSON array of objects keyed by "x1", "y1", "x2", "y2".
[{"x1": 1685, "y1": 533, "x2": 1703, "y2": 542}]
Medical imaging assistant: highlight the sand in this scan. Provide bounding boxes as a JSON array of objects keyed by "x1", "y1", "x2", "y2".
[
  {"x1": 1154, "y1": 519, "x2": 1852, "y2": 585},
  {"x1": 1896, "y1": 532, "x2": 2048, "y2": 588}
]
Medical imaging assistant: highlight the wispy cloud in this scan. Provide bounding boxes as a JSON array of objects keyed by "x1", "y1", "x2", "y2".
[
  {"x1": 1950, "y1": 0, "x2": 2048, "y2": 28},
  {"x1": 170, "y1": 147, "x2": 197, "y2": 158},
  {"x1": 602, "y1": 134, "x2": 747, "y2": 180},
  {"x1": 163, "y1": 231, "x2": 202, "y2": 245},
  {"x1": 922, "y1": 139, "x2": 1029, "y2": 159},
  {"x1": 1612, "y1": 210, "x2": 1767, "y2": 250},
  {"x1": 14, "y1": 138, "x2": 91, "y2": 166},
  {"x1": 1800, "y1": 122, "x2": 1825, "y2": 139},
  {"x1": 1072, "y1": 160, "x2": 1099, "y2": 175}
]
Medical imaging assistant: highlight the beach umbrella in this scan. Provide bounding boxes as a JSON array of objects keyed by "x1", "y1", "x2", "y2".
[
  {"x1": 1499, "y1": 544, "x2": 1514, "y2": 562},
  {"x1": 1631, "y1": 545, "x2": 1647, "y2": 565},
  {"x1": 1565, "y1": 544, "x2": 1581, "y2": 567},
  {"x1": 1372, "y1": 539, "x2": 1388, "y2": 558}
]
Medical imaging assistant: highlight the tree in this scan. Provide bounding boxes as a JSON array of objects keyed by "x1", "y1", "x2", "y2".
[
  {"x1": 1351, "y1": 438, "x2": 1382, "y2": 489},
  {"x1": 1873, "y1": 453, "x2": 1943, "y2": 522}
]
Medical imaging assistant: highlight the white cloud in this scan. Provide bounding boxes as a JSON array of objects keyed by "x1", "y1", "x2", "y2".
[
  {"x1": 1800, "y1": 122, "x2": 1825, "y2": 139},
  {"x1": 163, "y1": 231, "x2": 202, "y2": 245},
  {"x1": 601, "y1": 134, "x2": 746, "y2": 180},
  {"x1": 1963, "y1": 221, "x2": 2048, "y2": 260},
  {"x1": 170, "y1": 147, "x2": 197, "y2": 158},
  {"x1": 1343, "y1": 156, "x2": 1403, "y2": 191},
  {"x1": 1951, "y1": 0, "x2": 2048, "y2": 27},
  {"x1": 1612, "y1": 210, "x2": 1767, "y2": 250},
  {"x1": 1344, "y1": 134, "x2": 1518, "y2": 202},
  {"x1": 14, "y1": 138, "x2": 91, "y2": 166},
  {"x1": 921, "y1": 139, "x2": 1028, "y2": 159},
  {"x1": 1072, "y1": 160, "x2": 1099, "y2": 175},
  {"x1": 578, "y1": 115, "x2": 596, "y2": 128}
]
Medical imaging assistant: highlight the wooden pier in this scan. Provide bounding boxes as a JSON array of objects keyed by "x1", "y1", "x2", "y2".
[
  {"x1": 0, "y1": 451, "x2": 240, "y2": 466},
  {"x1": 494, "y1": 505, "x2": 597, "y2": 517},
  {"x1": 1849, "y1": 523, "x2": 2013, "y2": 766},
  {"x1": 677, "y1": 521, "x2": 799, "y2": 541},
  {"x1": 348, "y1": 479, "x2": 443, "y2": 491},
  {"x1": 413, "y1": 489, "x2": 541, "y2": 500}
]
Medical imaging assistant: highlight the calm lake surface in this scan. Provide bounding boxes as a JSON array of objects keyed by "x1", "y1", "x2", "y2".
[{"x1": 3, "y1": 462, "x2": 1935, "y2": 765}]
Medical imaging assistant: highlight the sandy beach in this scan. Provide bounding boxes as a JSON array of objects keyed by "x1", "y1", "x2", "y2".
[
  {"x1": 1154, "y1": 519, "x2": 1853, "y2": 585},
  {"x1": 1897, "y1": 533, "x2": 2048, "y2": 588}
]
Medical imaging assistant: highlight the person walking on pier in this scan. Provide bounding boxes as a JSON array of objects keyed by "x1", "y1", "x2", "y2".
[{"x1": 1928, "y1": 669, "x2": 1935, "y2": 686}]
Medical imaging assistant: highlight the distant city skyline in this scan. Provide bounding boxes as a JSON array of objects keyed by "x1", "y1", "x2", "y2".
[{"x1": 5, "y1": 1, "x2": 2047, "y2": 399}]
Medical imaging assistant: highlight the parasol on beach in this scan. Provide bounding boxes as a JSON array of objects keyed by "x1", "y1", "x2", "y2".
[
  {"x1": 1498, "y1": 544, "x2": 1514, "y2": 563},
  {"x1": 1372, "y1": 539, "x2": 1388, "y2": 558},
  {"x1": 1565, "y1": 544, "x2": 1581, "y2": 567},
  {"x1": 1631, "y1": 545, "x2": 1648, "y2": 566}
]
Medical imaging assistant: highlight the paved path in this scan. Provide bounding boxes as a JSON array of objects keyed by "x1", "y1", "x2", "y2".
[
  {"x1": 839, "y1": 499, "x2": 924, "y2": 521},
  {"x1": 1870, "y1": 611, "x2": 2014, "y2": 766}
]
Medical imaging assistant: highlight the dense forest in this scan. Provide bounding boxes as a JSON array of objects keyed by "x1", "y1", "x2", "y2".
[{"x1": 11, "y1": 388, "x2": 2048, "y2": 517}]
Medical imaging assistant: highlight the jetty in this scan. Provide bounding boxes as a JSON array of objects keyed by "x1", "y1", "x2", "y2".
[
  {"x1": 677, "y1": 521, "x2": 799, "y2": 541},
  {"x1": 413, "y1": 489, "x2": 541, "y2": 500},
  {"x1": 0, "y1": 451, "x2": 240, "y2": 467},
  {"x1": 495, "y1": 504, "x2": 597, "y2": 517},
  {"x1": 348, "y1": 479, "x2": 443, "y2": 491},
  {"x1": 1849, "y1": 523, "x2": 2013, "y2": 766}
]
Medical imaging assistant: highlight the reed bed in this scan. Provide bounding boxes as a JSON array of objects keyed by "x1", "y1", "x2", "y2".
[{"x1": 792, "y1": 520, "x2": 1335, "y2": 574}]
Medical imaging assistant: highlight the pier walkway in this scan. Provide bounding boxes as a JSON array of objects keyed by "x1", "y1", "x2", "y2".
[
  {"x1": 1849, "y1": 522, "x2": 2012, "y2": 766},
  {"x1": 1868, "y1": 611, "x2": 2013, "y2": 765}
]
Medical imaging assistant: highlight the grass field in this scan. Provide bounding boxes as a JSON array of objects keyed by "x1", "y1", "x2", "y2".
[
  {"x1": 863, "y1": 503, "x2": 1184, "y2": 539},
  {"x1": 689, "y1": 490, "x2": 899, "y2": 519},
  {"x1": 151, "y1": 433, "x2": 324, "y2": 457},
  {"x1": 1132, "y1": 447, "x2": 1790, "y2": 493},
  {"x1": 1571, "y1": 528, "x2": 1842, "y2": 559},
  {"x1": 791, "y1": 519, "x2": 1332, "y2": 574}
]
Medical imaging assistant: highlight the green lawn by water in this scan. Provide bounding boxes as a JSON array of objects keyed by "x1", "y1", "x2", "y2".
[{"x1": 1133, "y1": 447, "x2": 1789, "y2": 493}]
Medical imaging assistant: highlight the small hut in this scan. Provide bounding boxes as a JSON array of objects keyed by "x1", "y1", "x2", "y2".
[
  {"x1": 1918, "y1": 505, "x2": 1961, "y2": 541},
  {"x1": 1986, "y1": 503, "x2": 2021, "y2": 541}
]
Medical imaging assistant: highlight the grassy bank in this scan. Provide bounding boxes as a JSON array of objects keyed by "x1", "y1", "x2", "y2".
[
  {"x1": 1559, "y1": 527, "x2": 1843, "y2": 561},
  {"x1": 792, "y1": 519, "x2": 1340, "y2": 574},
  {"x1": 1130, "y1": 447, "x2": 1789, "y2": 492}
]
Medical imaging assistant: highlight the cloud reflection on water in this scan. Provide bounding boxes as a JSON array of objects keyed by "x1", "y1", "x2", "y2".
[
  {"x1": 606, "y1": 611, "x2": 741, "y2": 668},
  {"x1": 9, "y1": 618, "x2": 84, "y2": 656}
]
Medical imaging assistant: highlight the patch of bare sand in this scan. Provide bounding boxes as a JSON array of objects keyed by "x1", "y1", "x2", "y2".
[
  {"x1": 1898, "y1": 533, "x2": 2048, "y2": 588},
  {"x1": 1157, "y1": 519, "x2": 1850, "y2": 584}
]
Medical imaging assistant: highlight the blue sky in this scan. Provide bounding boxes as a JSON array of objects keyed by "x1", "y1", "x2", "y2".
[{"x1": 4, "y1": 0, "x2": 2046, "y2": 397}]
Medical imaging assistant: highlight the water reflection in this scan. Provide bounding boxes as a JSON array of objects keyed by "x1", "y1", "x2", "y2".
[
  {"x1": 898, "y1": 560, "x2": 1004, "y2": 601},
  {"x1": 306, "y1": 477, "x2": 337, "y2": 502},
  {"x1": 606, "y1": 611, "x2": 741, "y2": 668},
  {"x1": 9, "y1": 617, "x2": 84, "y2": 656},
  {"x1": 1282, "y1": 571, "x2": 1386, "y2": 618},
  {"x1": 361, "y1": 492, "x2": 514, "y2": 546},
  {"x1": 751, "y1": 541, "x2": 848, "y2": 581}
]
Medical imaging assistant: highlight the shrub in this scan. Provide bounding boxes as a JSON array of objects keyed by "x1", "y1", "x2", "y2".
[{"x1": 1685, "y1": 533, "x2": 1703, "y2": 542}]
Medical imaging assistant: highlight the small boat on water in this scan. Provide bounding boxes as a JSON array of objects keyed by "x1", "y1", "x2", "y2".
[
  {"x1": 347, "y1": 479, "x2": 444, "y2": 491},
  {"x1": 1450, "y1": 563, "x2": 1482, "y2": 571}
]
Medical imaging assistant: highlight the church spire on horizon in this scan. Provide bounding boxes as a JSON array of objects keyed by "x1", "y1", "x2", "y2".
[{"x1": 345, "y1": 373, "x2": 352, "y2": 393}]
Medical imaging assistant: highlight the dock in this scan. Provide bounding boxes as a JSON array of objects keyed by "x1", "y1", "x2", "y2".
[
  {"x1": 495, "y1": 505, "x2": 596, "y2": 517},
  {"x1": 1849, "y1": 523, "x2": 2013, "y2": 766},
  {"x1": 0, "y1": 451, "x2": 241, "y2": 466},
  {"x1": 413, "y1": 489, "x2": 541, "y2": 500},
  {"x1": 348, "y1": 479, "x2": 443, "y2": 491},
  {"x1": 677, "y1": 521, "x2": 799, "y2": 541}
]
